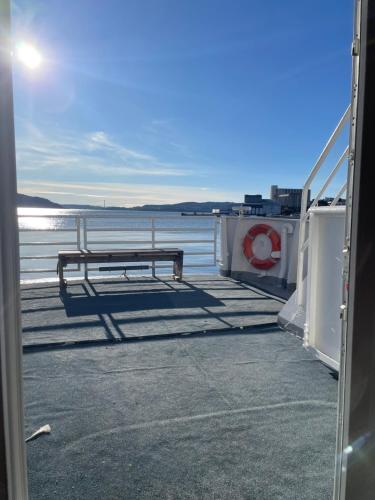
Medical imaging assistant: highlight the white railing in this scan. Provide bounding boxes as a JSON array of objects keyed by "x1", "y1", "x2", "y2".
[
  {"x1": 296, "y1": 105, "x2": 351, "y2": 306},
  {"x1": 18, "y1": 213, "x2": 220, "y2": 279}
]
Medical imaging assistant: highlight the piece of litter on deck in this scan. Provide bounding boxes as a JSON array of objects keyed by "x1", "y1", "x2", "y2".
[{"x1": 25, "y1": 424, "x2": 51, "y2": 443}]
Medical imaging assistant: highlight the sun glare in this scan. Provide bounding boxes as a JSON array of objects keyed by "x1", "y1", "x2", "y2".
[{"x1": 16, "y1": 42, "x2": 42, "y2": 70}]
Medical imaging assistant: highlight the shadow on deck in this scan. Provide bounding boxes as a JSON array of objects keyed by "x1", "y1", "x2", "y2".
[
  {"x1": 21, "y1": 275, "x2": 283, "y2": 349},
  {"x1": 21, "y1": 275, "x2": 337, "y2": 500}
]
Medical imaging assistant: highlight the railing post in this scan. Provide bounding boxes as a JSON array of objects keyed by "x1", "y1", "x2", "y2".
[
  {"x1": 151, "y1": 218, "x2": 156, "y2": 277},
  {"x1": 76, "y1": 217, "x2": 81, "y2": 272},
  {"x1": 213, "y1": 218, "x2": 218, "y2": 266},
  {"x1": 83, "y1": 216, "x2": 88, "y2": 280},
  {"x1": 296, "y1": 197, "x2": 309, "y2": 307}
]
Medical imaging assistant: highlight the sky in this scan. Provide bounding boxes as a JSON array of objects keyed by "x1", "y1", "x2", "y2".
[{"x1": 12, "y1": 0, "x2": 353, "y2": 207}]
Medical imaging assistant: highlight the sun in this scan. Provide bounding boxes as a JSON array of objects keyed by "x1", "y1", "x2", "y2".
[{"x1": 15, "y1": 42, "x2": 42, "y2": 70}]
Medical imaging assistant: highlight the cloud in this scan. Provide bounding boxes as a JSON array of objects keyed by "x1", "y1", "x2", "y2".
[
  {"x1": 16, "y1": 125, "x2": 196, "y2": 178},
  {"x1": 18, "y1": 179, "x2": 243, "y2": 207},
  {"x1": 87, "y1": 131, "x2": 154, "y2": 161}
]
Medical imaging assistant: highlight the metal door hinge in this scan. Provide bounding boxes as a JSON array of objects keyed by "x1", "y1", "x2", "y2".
[
  {"x1": 352, "y1": 38, "x2": 360, "y2": 56},
  {"x1": 340, "y1": 304, "x2": 348, "y2": 321}
]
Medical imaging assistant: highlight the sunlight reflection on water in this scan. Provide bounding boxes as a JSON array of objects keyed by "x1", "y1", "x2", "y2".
[{"x1": 18, "y1": 216, "x2": 59, "y2": 230}]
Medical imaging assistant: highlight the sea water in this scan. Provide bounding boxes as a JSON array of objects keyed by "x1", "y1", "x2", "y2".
[{"x1": 18, "y1": 208, "x2": 220, "y2": 281}]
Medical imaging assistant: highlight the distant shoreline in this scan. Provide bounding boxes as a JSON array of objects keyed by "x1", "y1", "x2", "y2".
[{"x1": 17, "y1": 193, "x2": 236, "y2": 213}]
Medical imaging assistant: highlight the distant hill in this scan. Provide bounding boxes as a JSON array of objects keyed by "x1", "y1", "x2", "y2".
[
  {"x1": 17, "y1": 196, "x2": 236, "y2": 212},
  {"x1": 62, "y1": 201, "x2": 236, "y2": 212},
  {"x1": 131, "y1": 201, "x2": 236, "y2": 212},
  {"x1": 17, "y1": 193, "x2": 62, "y2": 208},
  {"x1": 62, "y1": 204, "x2": 105, "y2": 210}
]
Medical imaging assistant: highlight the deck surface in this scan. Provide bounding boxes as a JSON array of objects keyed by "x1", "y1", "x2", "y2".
[
  {"x1": 21, "y1": 275, "x2": 282, "y2": 346},
  {"x1": 21, "y1": 276, "x2": 337, "y2": 499}
]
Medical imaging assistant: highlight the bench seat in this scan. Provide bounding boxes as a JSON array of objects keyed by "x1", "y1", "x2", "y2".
[{"x1": 57, "y1": 248, "x2": 183, "y2": 287}]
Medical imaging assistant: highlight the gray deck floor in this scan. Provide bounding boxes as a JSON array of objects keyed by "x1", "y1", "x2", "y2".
[
  {"x1": 22, "y1": 276, "x2": 337, "y2": 499},
  {"x1": 21, "y1": 275, "x2": 283, "y2": 347}
]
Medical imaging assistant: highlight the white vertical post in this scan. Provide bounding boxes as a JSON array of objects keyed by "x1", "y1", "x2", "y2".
[
  {"x1": 76, "y1": 217, "x2": 81, "y2": 272},
  {"x1": 219, "y1": 216, "x2": 230, "y2": 274},
  {"x1": 0, "y1": 1, "x2": 29, "y2": 497},
  {"x1": 296, "y1": 201, "x2": 309, "y2": 307},
  {"x1": 334, "y1": 1, "x2": 362, "y2": 498},
  {"x1": 83, "y1": 216, "x2": 88, "y2": 280},
  {"x1": 151, "y1": 218, "x2": 156, "y2": 277},
  {"x1": 213, "y1": 218, "x2": 218, "y2": 266}
]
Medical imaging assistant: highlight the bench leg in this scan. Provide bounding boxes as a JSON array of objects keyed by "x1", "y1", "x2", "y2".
[
  {"x1": 173, "y1": 255, "x2": 183, "y2": 281},
  {"x1": 58, "y1": 260, "x2": 66, "y2": 288}
]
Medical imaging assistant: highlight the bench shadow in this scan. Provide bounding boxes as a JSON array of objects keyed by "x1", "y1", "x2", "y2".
[
  {"x1": 21, "y1": 279, "x2": 280, "y2": 347},
  {"x1": 61, "y1": 285, "x2": 224, "y2": 317}
]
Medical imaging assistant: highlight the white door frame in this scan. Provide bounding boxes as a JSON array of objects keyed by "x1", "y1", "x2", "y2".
[
  {"x1": 0, "y1": 1, "x2": 28, "y2": 498},
  {"x1": 334, "y1": 0, "x2": 375, "y2": 498}
]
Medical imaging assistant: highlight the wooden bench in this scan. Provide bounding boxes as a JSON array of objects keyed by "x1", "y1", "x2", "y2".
[{"x1": 57, "y1": 248, "x2": 184, "y2": 288}]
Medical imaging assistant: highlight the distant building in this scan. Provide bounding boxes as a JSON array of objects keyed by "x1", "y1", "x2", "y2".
[
  {"x1": 270, "y1": 185, "x2": 310, "y2": 213},
  {"x1": 232, "y1": 194, "x2": 281, "y2": 216},
  {"x1": 244, "y1": 194, "x2": 263, "y2": 204}
]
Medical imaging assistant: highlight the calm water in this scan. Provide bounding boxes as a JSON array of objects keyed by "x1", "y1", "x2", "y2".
[{"x1": 18, "y1": 208, "x2": 220, "y2": 281}]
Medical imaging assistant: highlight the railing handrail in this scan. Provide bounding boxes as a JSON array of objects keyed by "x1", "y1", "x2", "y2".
[
  {"x1": 296, "y1": 106, "x2": 351, "y2": 307},
  {"x1": 302, "y1": 105, "x2": 351, "y2": 193},
  {"x1": 331, "y1": 183, "x2": 348, "y2": 207},
  {"x1": 18, "y1": 212, "x2": 217, "y2": 220},
  {"x1": 308, "y1": 146, "x2": 349, "y2": 211},
  {"x1": 18, "y1": 212, "x2": 221, "y2": 277}
]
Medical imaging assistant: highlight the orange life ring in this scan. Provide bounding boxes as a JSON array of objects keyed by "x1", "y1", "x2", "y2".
[{"x1": 243, "y1": 224, "x2": 281, "y2": 270}]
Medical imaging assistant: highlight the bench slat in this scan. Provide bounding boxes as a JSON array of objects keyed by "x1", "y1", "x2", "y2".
[
  {"x1": 57, "y1": 248, "x2": 183, "y2": 287},
  {"x1": 58, "y1": 248, "x2": 181, "y2": 257}
]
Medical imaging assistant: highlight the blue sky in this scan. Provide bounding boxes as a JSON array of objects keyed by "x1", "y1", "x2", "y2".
[{"x1": 12, "y1": 0, "x2": 353, "y2": 206}]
